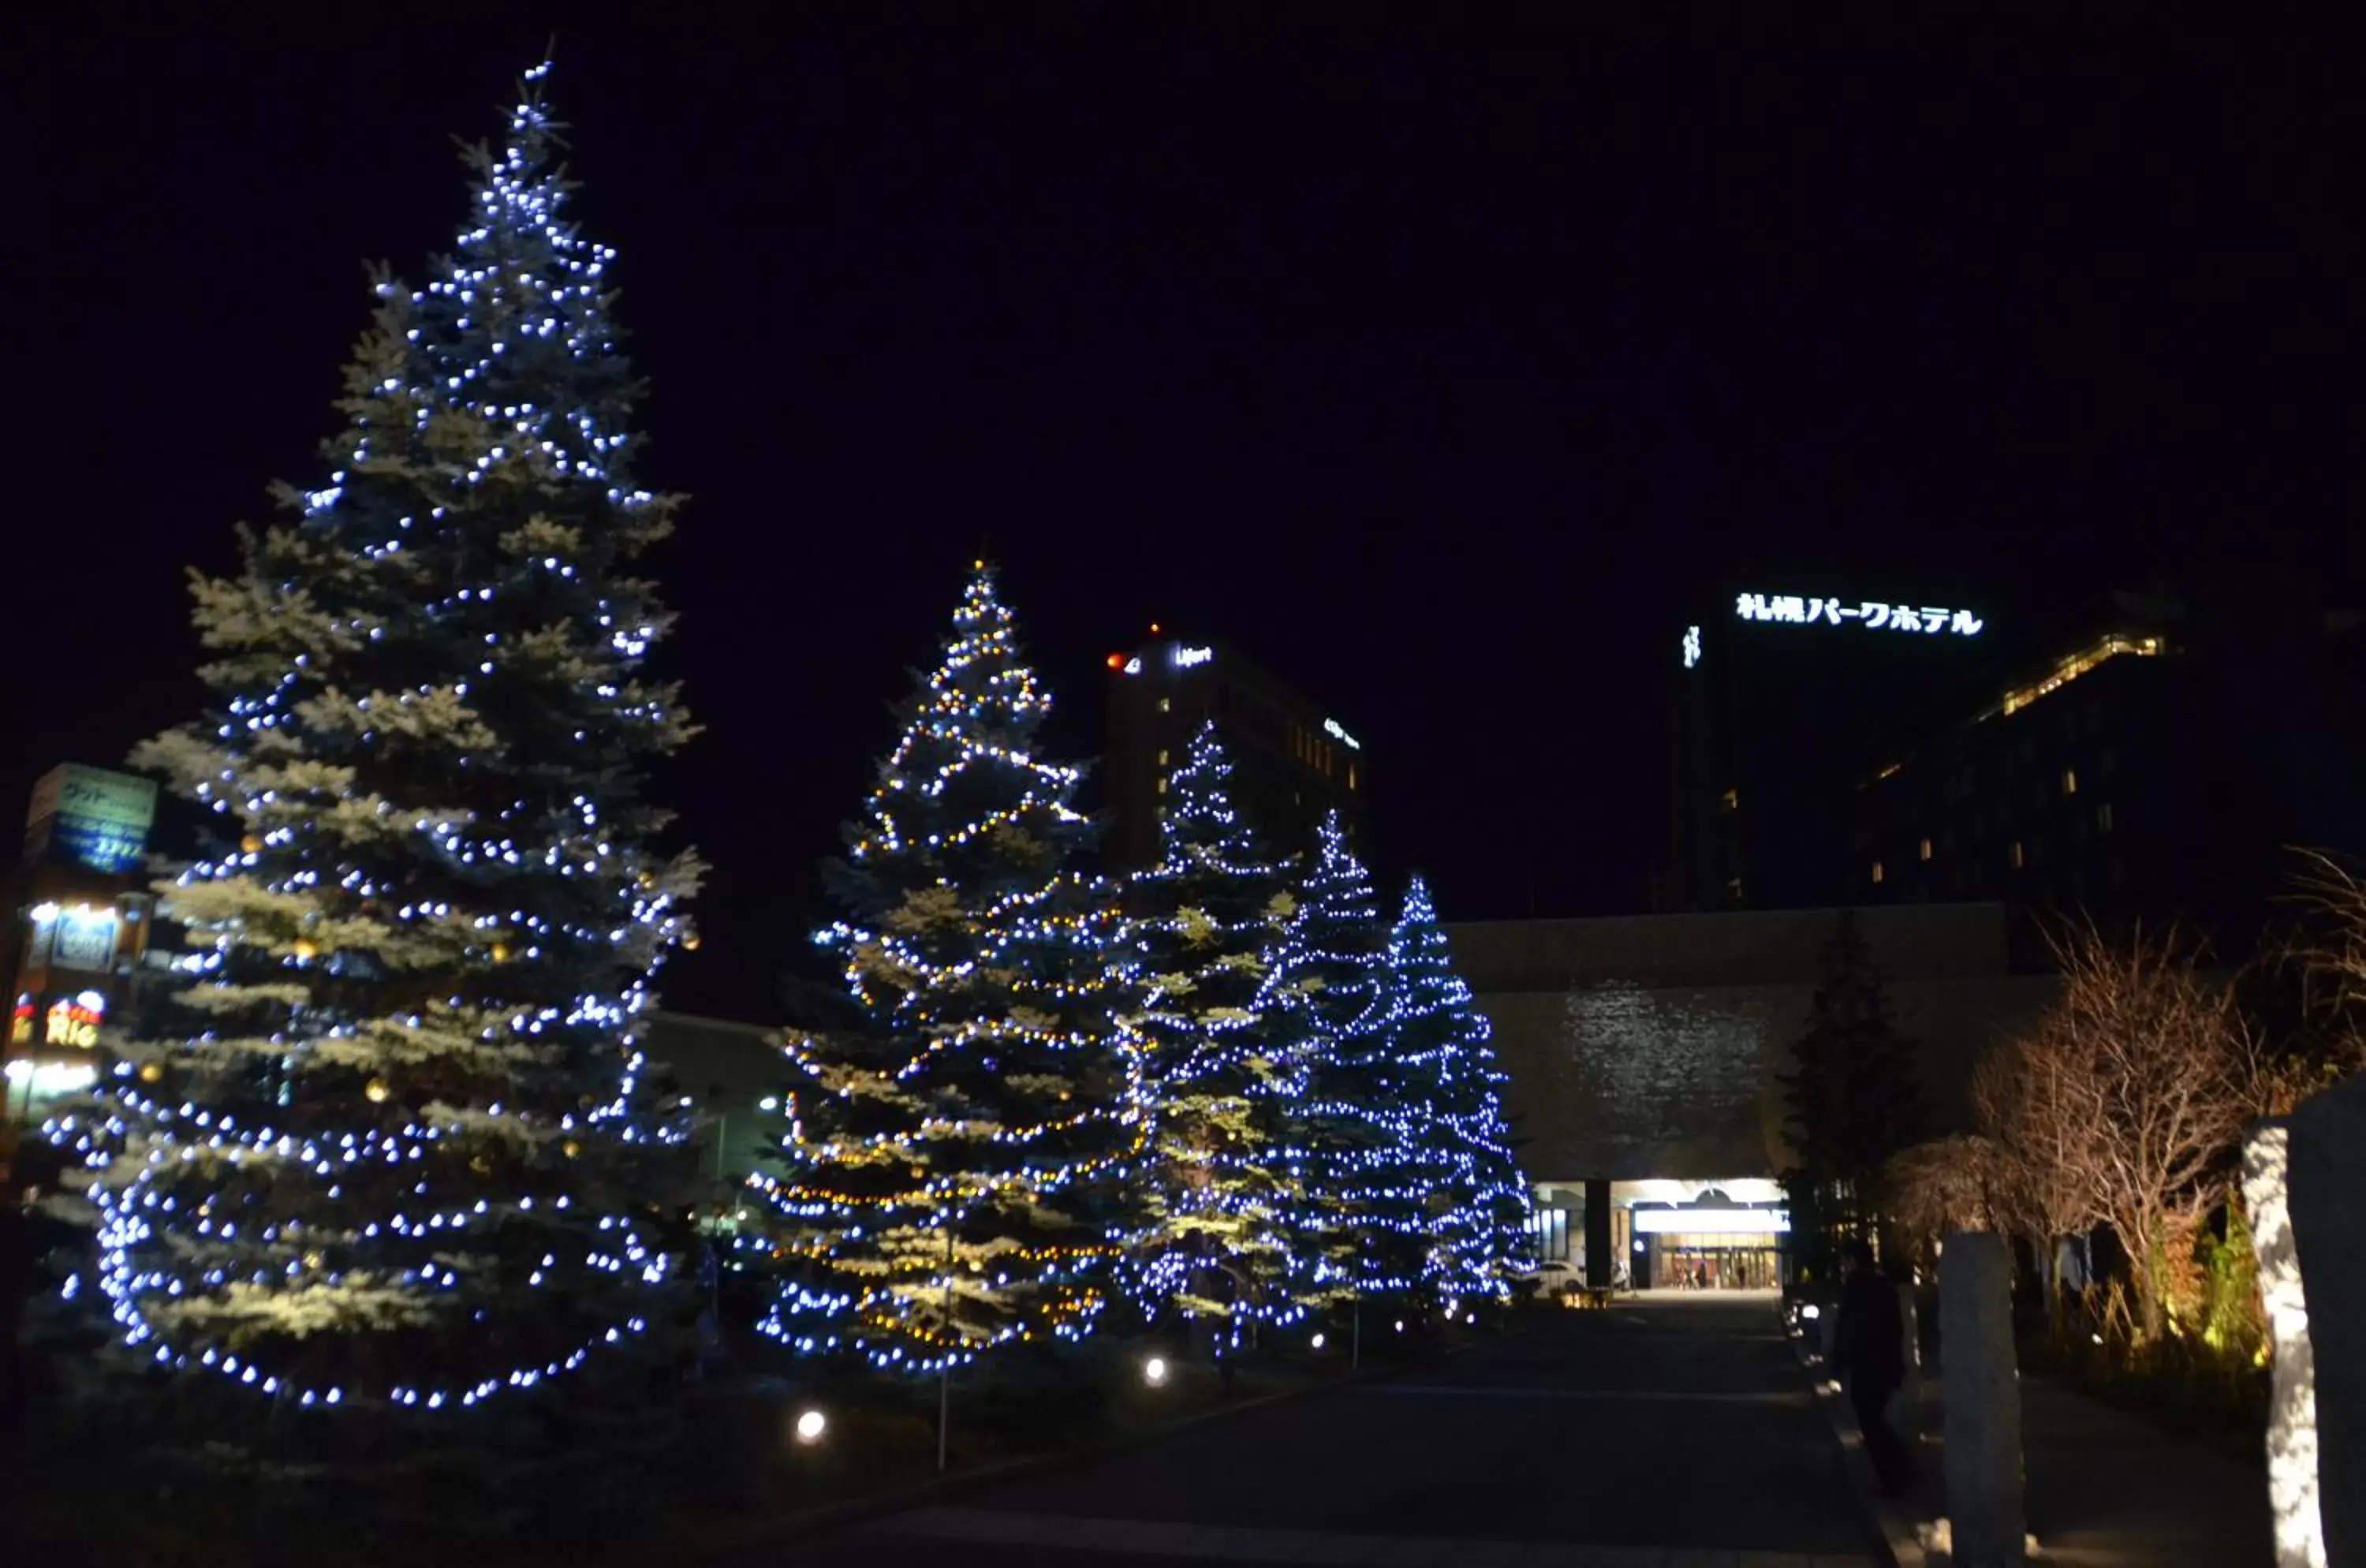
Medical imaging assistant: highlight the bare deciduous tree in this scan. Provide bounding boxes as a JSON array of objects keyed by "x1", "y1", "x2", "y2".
[
  {"x1": 1959, "y1": 1032, "x2": 2102, "y2": 1327},
  {"x1": 2006, "y1": 920, "x2": 2270, "y2": 1340},
  {"x1": 1885, "y1": 1133, "x2": 2011, "y2": 1263},
  {"x1": 2280, "y1": 849, "x2": 2366, "y2": 1099}
]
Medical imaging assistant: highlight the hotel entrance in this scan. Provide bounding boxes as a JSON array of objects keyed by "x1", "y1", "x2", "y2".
[
  {"x1": 1621, "y1": 1180, "x2": 1789, "y2": 1291},
  {"x1": 1641, "y1": 1234, "x2": 1782, "y2": 1291}
]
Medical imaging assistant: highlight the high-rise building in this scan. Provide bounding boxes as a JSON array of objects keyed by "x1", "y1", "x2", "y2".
[
  {"x1": 5, "y1": 763, "x2": 162, "y2": 1121},
  {"x1": 1103, "y1": 633, "x2": 1365, "y2": 872},
  {"x1": 1850, "y1": 574, "x2": 2366, "y2": 939},
  {"x1": 1666, "y1": 583, "x2": 1996, "y2": 911}
]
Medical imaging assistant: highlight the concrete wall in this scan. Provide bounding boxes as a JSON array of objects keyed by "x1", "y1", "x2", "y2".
[{"x1": 1447, "y1": 903, "x2": 2054, "y2": 1182}]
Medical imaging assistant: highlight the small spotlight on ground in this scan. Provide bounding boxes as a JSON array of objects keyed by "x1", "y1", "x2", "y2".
[
  {"x1": 1144, "y1": 1356, "x2": 1169, "y2": 1387},
  {"x1": 793, "y1": 1409, "x2": 827, "y2": 1445},
  {"x1": 1311, "y1": 1332, "x2": 1327, "y2": 1350},
  {"x1": 1394, "y1": 1320, "x2": 1405, "y2": 1333}
]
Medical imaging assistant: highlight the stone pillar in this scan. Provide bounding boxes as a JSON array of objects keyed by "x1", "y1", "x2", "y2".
[
  {"x1": 1584, "y1": 1178, "x2": 1614, "y2": 1290},
  {"x1": 2286, "y1": 1073, "x2": 2366, "y2": 1566},
  {"x1": 1939, "y1": 1230, "x2": 2025, "y2": 1567},
  {"x1": 2244, "y1": 1122, "x2": 2326, "y2": 1568},
  {"x1": 1896, "y1": 1280, "x2": 1924, "y2": 1450}
]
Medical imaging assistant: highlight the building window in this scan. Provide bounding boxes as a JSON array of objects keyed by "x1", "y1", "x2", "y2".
[
  {"x1": 2062, "y1": 767, "x2": 2078, "y2": 796},
  {"x1": 1529, "y1": 1207, "x2": 1571, "y2": 1263},
  {"x1": 1918, "y1": 837, "x2": 1933, "y2": 862},
  {"x1": 1156, "y1": 778, "x2": 1167, "y2": 796},
  {"x1": 1719, "y1": 787, "x2": 1739, "y2": 812},
  {"x1": 1158, "y1": 749, "x2": 1169, "y2": 766},
  {"x1": 2010, "y1": 841, "x2": 2025, "y2": 871},
  {"x1": 2097, "y1": 801, "x2": 2114, "y2": 834},
  {"x1": 1159, "y1": 698, "x2": 1171, "y2": 714},
  {"x1": 1871, "y1": 860, "x2": 1884, "y2": 886},
  {"x1": 1347, "y1": 763, "x2": 1357, "y2": 791},
  {"x1": 1726, "y1": 876, "x2": 1744, "y2": 902}
]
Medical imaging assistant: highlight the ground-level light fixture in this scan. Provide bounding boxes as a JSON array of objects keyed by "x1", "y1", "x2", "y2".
[
  {"x1": 1310, "y1": 1332, "x2": 1326, "y2": 1350},
  {"x1": 1394, "y1": 1320, "x2": 1405, "y2": 1333},
  {"x1": 793, "y1": 1408, "x2": 827, "y2": 1445},
  {"x1": 1801, "y1": 1304, "x2": 1821, "y2": 1321},
  {"x1": 1143, "y1": 1356, "x2": 1169, "y2": 1387}
]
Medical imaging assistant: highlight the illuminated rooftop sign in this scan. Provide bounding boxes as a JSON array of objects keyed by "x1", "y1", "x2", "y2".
[
  {"x1": 1737, "y1": 593, "x2": 1983, "y2": 637},
  {"x1": 1681, "y1": 625, "x2": 1703, "y2": 669},
  {"x1": 1323, "y1": 718, "x2": 1361, "y2": 751},
  {"x1": 1174, "y1": 645, "x2": 1214, "y2": 669}
]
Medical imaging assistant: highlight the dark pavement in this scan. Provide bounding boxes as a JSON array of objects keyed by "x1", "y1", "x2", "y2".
[{"x1": 827, "y1": 1296, "x2": 1884, "y2": 1566}]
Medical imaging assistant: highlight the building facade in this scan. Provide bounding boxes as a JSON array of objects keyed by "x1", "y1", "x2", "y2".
[
  {"x1": 1666, "y1": 584, "x2": 1996, "y2": 912},
  {"x1": 4, "y1": 763, "x2": 162, "y2": 1123},
  {"x1": 1103, "y1": 633, "x2": 1365, "y2": 872},
  {"x1": 1849, "y1": 575, "x2": 2366, "y2": 941},
  {"x1": 1446, "y1": 902, "x2": 2053, "y2": 1288}
]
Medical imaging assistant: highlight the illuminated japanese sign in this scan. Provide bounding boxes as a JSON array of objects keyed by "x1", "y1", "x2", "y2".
[
  {"x1": 1323, "y1": 718, "x2": 1361, "y2": 751},
  {"x1": 1736, "y1": 593, "x2": 1983, "y2": 637},
  {"x1": 1681, "y1": 625, "x2": 1703, "y2": 669}
]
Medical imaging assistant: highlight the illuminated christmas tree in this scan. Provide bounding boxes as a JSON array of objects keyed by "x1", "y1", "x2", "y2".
[
  {"x1": 1384, "y1": 876, "x2": 1532, "y2": 1303},
  {"x1": 49, "y1": 63, "x2": 700, "y2": 1417},
  {"x1": 1119, "y1": 723, "x2": 1330, "y2": 1343},
  {"x1": 1266, "y1": 812, "x2": 1427, "y2": 1306},
  {"x1": 755, "y1": 564, "x2": 1148, "y2": 1374}
]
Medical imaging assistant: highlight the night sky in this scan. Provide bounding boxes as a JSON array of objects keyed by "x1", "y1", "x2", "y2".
[{"x1": 8, "y1": 15, "x2": 2357, "y2": 1020}]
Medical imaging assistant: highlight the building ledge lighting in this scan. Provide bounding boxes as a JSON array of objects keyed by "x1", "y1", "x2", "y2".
[{"x1": 1988, "y1": 633, "x2": 2162, "y2": 721}]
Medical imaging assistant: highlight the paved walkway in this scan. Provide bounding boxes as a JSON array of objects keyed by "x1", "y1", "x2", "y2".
[
  {"x1": 837, "y1": 1298, "x2": 1884, "y2": 1566},
  {"x1": 1816, "y1": 1337, "x2": 2275, "y2": 1567},
  {"x1": 2017, "y1": 1377, "x2": 2271, "y2": 1568}
]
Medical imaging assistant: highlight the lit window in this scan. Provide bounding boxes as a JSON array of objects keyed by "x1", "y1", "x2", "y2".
[
  {"x1": 2062, "y1": 767, "x2": 2078, "y2": 796},
  {"x1": 2097, "y1": 801, "x2": 2114, "y2": 834},
  {"x1": 1157, "y1": 778, "x2": 1167, "y2": 796},
  {"x1": 1158, "y1": 749, "x2": 1168, "y2": 766},
  {"x1": 1719, "y1": 787, "x2": 1739, "y2": 812},
  {"x1": 1158, "y1": 699, "x2": 1170, "y2": 714},
  {"x1": 1347, "y1": 763, "x2": 1357, "y2": 791},
  {"x1": 2010, "y1": 841, "x2": 2025, "y2": 870},
  {"x1": 1871, "y1": 861, "x2": 1885, "y2": 885},
  {"x1": 1726, "y1": 876, "x2": 1744, "y2": 902},
  {"x1": 1919, "y1": 838, "x2": 1933, "y2": 862}
]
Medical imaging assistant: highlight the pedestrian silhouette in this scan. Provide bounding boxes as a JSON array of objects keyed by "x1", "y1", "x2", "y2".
[{"x1": 1832, "y1": 1237, "x2": 1911, "y2": 1493}]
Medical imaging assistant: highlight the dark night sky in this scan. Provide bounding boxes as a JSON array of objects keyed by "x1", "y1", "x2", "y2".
[{"x1": 6, "y1": 14, "x2": 2358, "y2": 1020}]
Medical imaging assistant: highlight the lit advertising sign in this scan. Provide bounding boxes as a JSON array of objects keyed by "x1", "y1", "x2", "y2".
[
  {"x1": 1174, "y1": 645, "x2": 1214, "y2": 669},
  {"x1": 1323, "y1": 718, "x2": 1361, "y2": 751},
  {"x1": 25, "y1": 763, "x2": 156, "y2": 873},
  {"x1": 1735, "y1": 594, "x2": 1983, "y2": 637},
  {"x1": 45, "y1": 991, "x2": 106, "y2": 1048},
  {"x1": 28, "y1": 903, "x2": 119, "y2": 973}
]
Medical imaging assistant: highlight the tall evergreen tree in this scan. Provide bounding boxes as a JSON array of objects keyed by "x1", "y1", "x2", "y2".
[
  {"x1": 1778, "y1": 910, "x2": 1923, "y2": 1274},
  {"x1": 756, "y1": 565, "x2": 1146, "y2": 1373},
  {"x1": 1267, "y1": 813, "x2": 1426, "y2": 1306},
  {"x1": 52, "y1": 62, "x2": 700, "y2": 1416},
  {"x1": 1119, "y1": 723, "x2": 1327, "y2": 1342},
  {"x1": 1383, "y1": 877, "x2": 1531, "y2": 1303}
]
